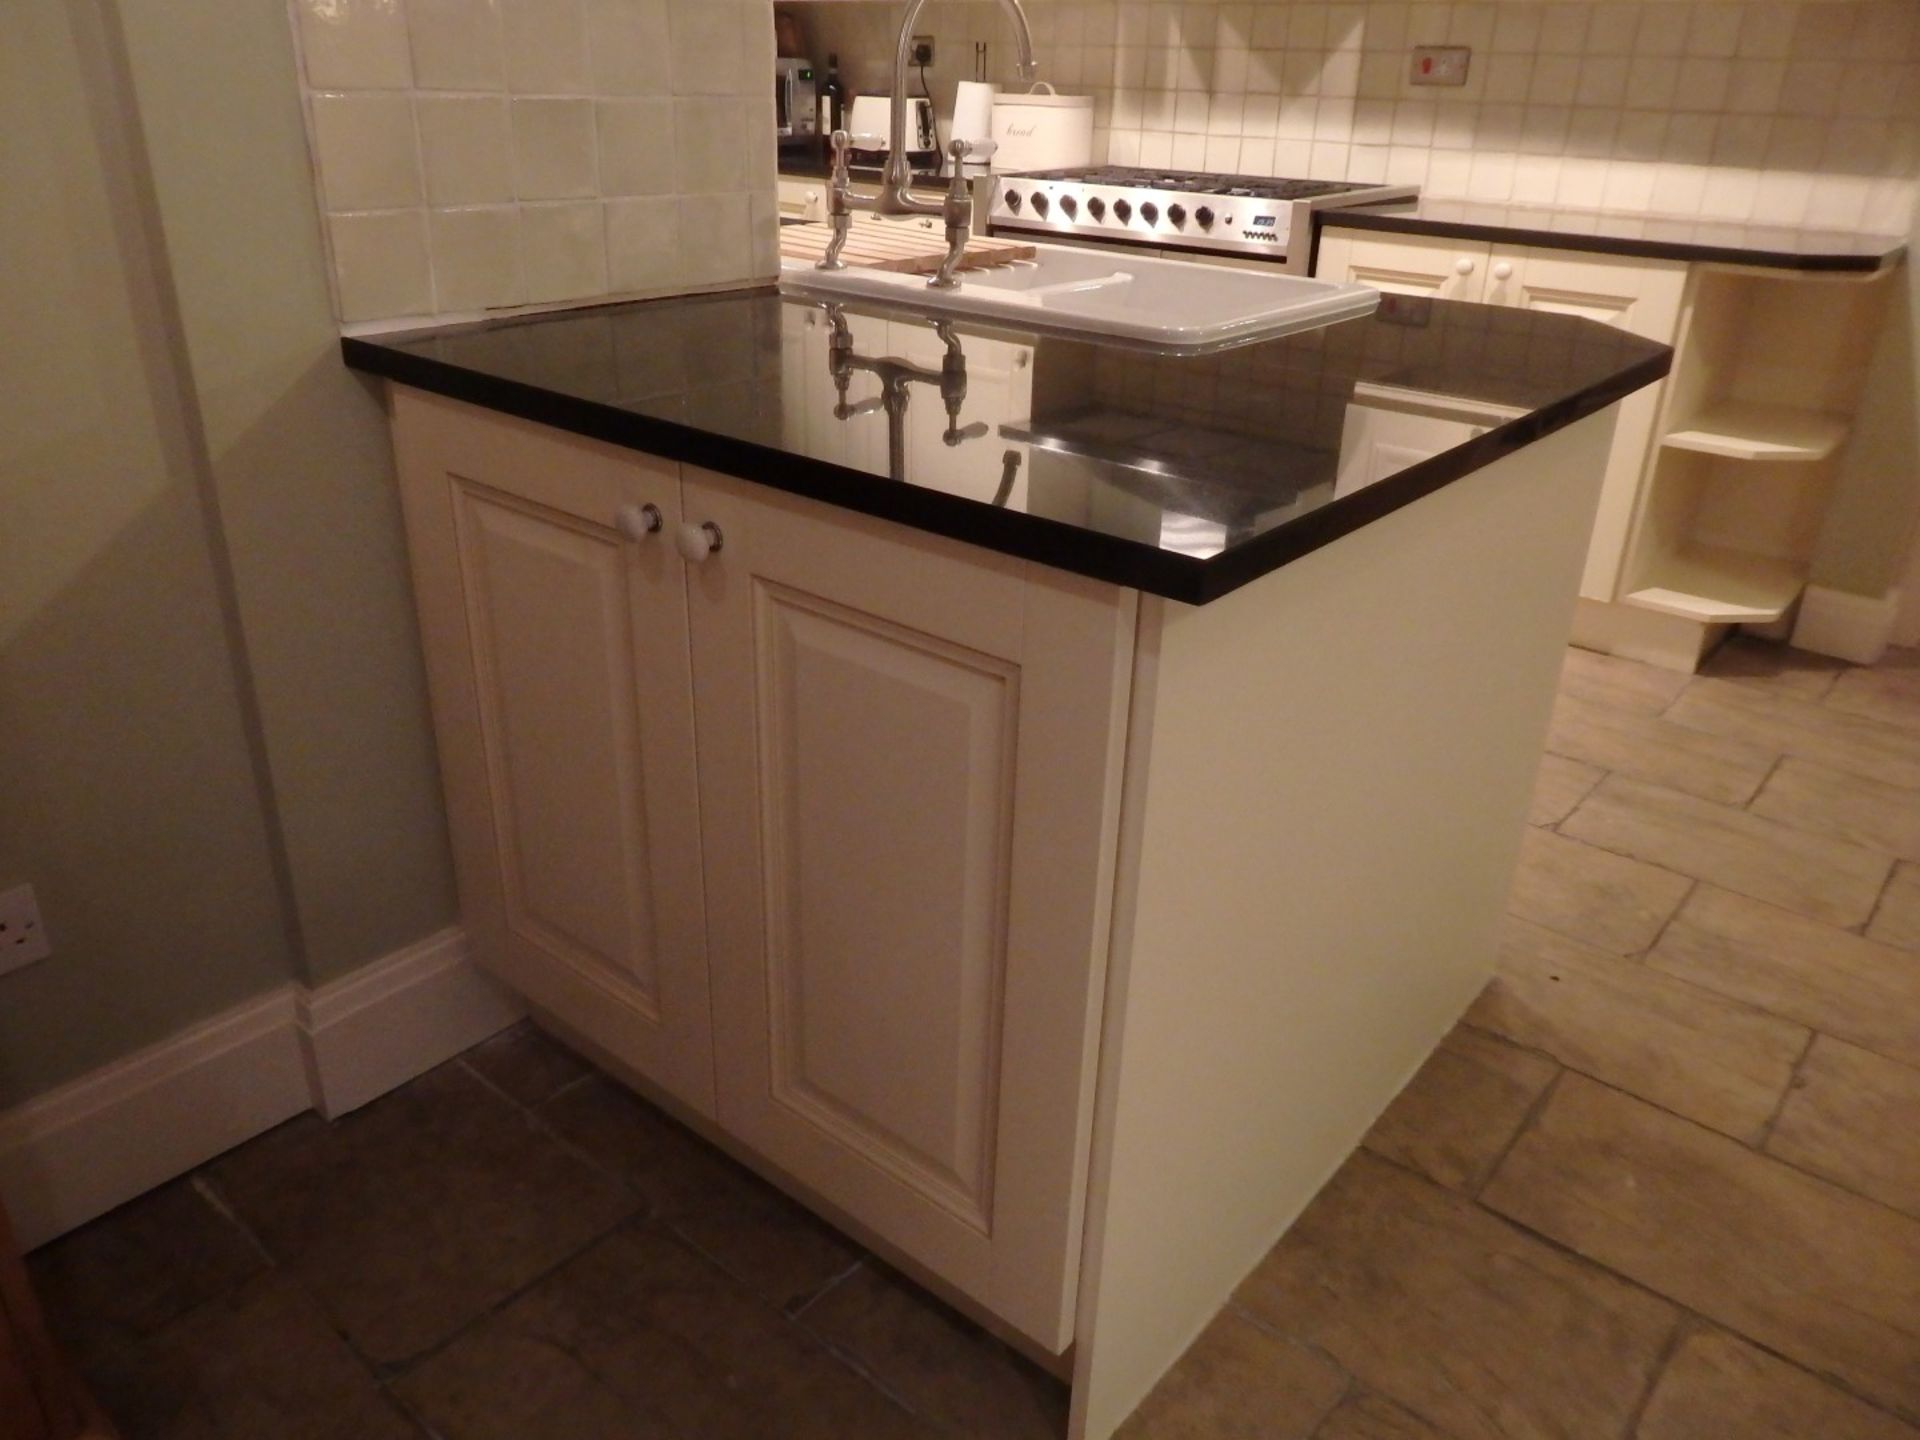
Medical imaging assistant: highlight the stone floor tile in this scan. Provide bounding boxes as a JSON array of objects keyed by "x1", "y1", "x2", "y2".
[
  {"x1": 1313, "y1": 1392, "x2": 1452, "y2": 1440},
  {"x1": 1527, "y1": 752, "x2": 1604, "y2": 828},
  {"x1": 1482, "y1": 1075, "x2": 1920, "y2": 1423},
  {"x1": 799, "y1": 1263, "x2": 1067, "y2": 1440},
  {"x1": 1234, "y1": 1152, "x2": 1678, "y2": 1440},
  {"x1": 1825, "y1": 657, "x2": 1920, "y2": 732},
  {"x1": 207, "y1": 1062, "x2": 639, "y2": 1367},
  {"x1": 27, "y1": 1179, "x2": 264, "y2": 1364},
  {"x1": 1868, "y1": 863, "x2": 1920, "y2": 952},
  {"x1": 84, "y1": 1272, "x2": 418, "y2": 1440},
  {"x1": 1361, "y1": 1024, "x2": 1557, "y2": 1191},
  {"x1": 392, "y1": 1225, "x2": 928, "y2": 1440},
  {"x1": 1468, "y1": 917, "x2": 1807, "y2": 1143},
  {"x1": 1666, "y1": 677, "x2": 1920, "y2": 788},
  {"x1": 1638, "y1": 1328, "x2": 1920, "y2": 1440},
  {"x1": 1505, "y1": 826, "x2": 1691, "y2": 955},
  {"x1": 1114, "y1": 1309, "x2": 1344, "y2": 1439},
  {"x1": 1650, "y1": 886, "x2": 1920, "y2": 1069},
  {"x1": 1768, "y1": 1036, "x2": 1920, "y2": 1220},
  {"x1": 461, "y1": 1021, "x2": 591, "y2": 1108},
  {"x1": 539, "y1": 1074, "x2": 859, "y2": 1309},
  {"x1": 1749, "y1": 758, "x2": 1920, "y2": 863},
  {"x1": 1559, "y1": 647, "x2": 1691, "y2": 715},
  {"x1": 1546, "y1": 692, "x2": 1776, "y2": 806},
  {"x1": 1699, "y1": 636, "x2": 1848, "y2": 702},
  {"x1": 1560, "y1": 775, "x2": 1891, "y2": 928}
]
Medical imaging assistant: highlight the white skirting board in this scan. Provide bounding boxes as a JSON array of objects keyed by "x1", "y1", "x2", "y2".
[
  {"x1": 0, "y1": 928, "x2": 519, "y2": 1250},
  {"x1": 1792, "y1": 583, "x2": 1902, "y2": 666}
]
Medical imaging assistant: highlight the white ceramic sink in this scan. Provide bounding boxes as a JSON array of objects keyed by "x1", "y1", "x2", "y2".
[{"x1": 779, "y1": 242, "x2": 1380, "y2": 351}]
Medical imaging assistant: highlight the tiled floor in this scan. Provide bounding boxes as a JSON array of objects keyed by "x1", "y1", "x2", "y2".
[{"x1": 28, "y1": 639, "x2": 1920, "y2": 1440}]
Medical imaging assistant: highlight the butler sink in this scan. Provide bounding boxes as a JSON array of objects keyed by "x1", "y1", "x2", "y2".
[{"x1": 779, "y1": 242, "x2": 1380, "y2": 352}]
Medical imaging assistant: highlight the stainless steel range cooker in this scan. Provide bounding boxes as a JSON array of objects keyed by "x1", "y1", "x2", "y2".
[{"x1": 988, "y1": 166, "x2": 1416, "y2": 273}]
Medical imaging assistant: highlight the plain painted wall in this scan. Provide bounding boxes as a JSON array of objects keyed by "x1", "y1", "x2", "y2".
[
  {"x1": 0, "y1": 0, "x2": 459, "y2": 1110},
  {"x1": 0, "y1": 1, "x2": 297, "y2": 1108}
]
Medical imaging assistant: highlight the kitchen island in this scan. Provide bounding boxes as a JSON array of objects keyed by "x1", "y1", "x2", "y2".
[{"x1": 345, "y1": 286, "x2": 1668, "y2": 1439}]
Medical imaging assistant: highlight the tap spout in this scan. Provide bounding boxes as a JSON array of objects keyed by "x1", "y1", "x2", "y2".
[{"x1": 883, "y1": 0, "x2": 1035, "y2": 199}]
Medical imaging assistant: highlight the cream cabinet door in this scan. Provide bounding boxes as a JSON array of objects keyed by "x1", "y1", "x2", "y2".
[
  {"x1": 1314, "y1": 229, "x2": 1491, "y2": 300},
  {"x1": 1483, "y1": 245, "x2": 1687, "y2": 601},
  {"x1": 391, "y1": 390, "x2": 715, "y2": 1114},
  {"x1": 682, "y1": 468, "x2": 1134, "y2": 1351}
]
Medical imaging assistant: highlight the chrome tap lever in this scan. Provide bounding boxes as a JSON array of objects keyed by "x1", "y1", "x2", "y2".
[
  {"x1": 819, "y1": 131, "x2": 857, "y2": 270},
  {"x1": 930, "y1": 140, "x2": 983, "y2": 290}
]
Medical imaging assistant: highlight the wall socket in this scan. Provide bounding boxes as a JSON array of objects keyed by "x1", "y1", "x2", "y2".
[
  {"x1": 0, "y1": 883, "x2": 52, "y2": 976},
  {"x1": 1410, "y1": 45, "x2": 1471, "y2": 86},
  {"x1": 912, "y1": 35, "x2": 935, "y2": 67}
]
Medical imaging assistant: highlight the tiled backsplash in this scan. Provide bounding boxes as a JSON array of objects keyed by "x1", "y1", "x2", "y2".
[
  {"x1": 795, "y1": 0, "x2": 1919, "y2": 234},
  {"x1": 289, "y1": 0, "x2": 779, "y2": 324}
]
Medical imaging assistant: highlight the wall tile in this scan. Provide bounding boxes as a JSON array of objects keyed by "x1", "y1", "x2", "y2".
[
  {"x1": 329, "y1": 211, "x2": 433, "y2": 321},
  {"x1": 310, "y1": 93, "x2": 422, "y2": 211},
  {"x1": 588, "y1": 0, "x2": 672, "y2": 95},
  {"x1": 598, "y1": 99, "x2": 677, "y2": 195},
  {"x1": 679, "y1": 193, "x2": 753, "y2": 288},
  {"x1": 503, "y1": 0, "x2": 591, "y2": 93},
  {"x1": 669, "y1": 0, "x2": 747, "y2": 96},
  {"x1": 513, "y1": 98, "x2": 598, "y2": 199},
  {"x1": 418, "y1": 97, "x2": 514, "y2": 205},
  {"x1": 407, "y1": 0, "x2": 507, "y2": 91},
  {"x1": 672, "y1": 97, "x2": 749, "y2": 193},
  {"x1": 520, "y1": 200, "x2": 607, "y2": 301},
  {"x1": 605, "y1": 198, "x2": 682, "y2": 291},
  {"x1": 294, "y1": 0, "x2": 413, "y2": 89},
  {"x1": 430, "y1": 206, "x2": 526, "y2": 310}
]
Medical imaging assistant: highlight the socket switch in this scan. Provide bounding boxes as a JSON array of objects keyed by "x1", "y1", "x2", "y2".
[
  {"x1": 1410, "y1": 46, "x2": 1471, "y2": 86},
  {"x1": 912, "y1": 35, "x2": 935, "y2": 67},
  {"x1": 0, "y1": 883, "x2": 52, "y2": 976}
]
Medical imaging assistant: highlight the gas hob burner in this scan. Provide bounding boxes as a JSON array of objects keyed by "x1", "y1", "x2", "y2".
[{"x1": 990, "y1": 166, "x2": 1418, "y2": 271}]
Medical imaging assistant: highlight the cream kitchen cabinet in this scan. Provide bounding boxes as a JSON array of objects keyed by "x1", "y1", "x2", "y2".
[
  {"x1": 1316, "y1": 229, "x2": 1685, "y2": 602},
  {"x1": 392, "y1": 388, "x2": 1133, "y2": 1353}
]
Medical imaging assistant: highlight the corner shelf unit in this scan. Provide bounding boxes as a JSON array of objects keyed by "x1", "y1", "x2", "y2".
[{"x1": 1619, "y1": 264, "x2": 1895, "y2": 632}]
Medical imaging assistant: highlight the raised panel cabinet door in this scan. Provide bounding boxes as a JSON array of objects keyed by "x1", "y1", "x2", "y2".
[
  {"x1": 1314, "y1": 230, "x2": 1491, "y2": 301},
  {"x1": 391, "y1": 390, "x2": 714, "y2": 1114},
  {"x1": 1484, "y1": 245, "x2": 1687, "y2": 601},
  {"x1": 682, "y1": 469, "x2": 1135, "y2": 1352}
]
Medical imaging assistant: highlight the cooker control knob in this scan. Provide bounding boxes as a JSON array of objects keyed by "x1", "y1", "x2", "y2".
[
  {"x1": 1087, "y1": 196, "x2": 1106, "y2": 220},
  {"x1": 1113, "y1": 198, "x2": 1133, "y2": 223},
  {"x1": 1059, "y1": 194, "x2": 1078, "y2": 218},
  {"x1": 1003, "y1": 190, "x2": 1023, "y2": 213},
  {"x1": 1032, "y1": 193, "x2": 1050, "y2": 217},
  {"x1": 1167, "y1": 204, "x2": 1187, "y2": 226},
  {"x1": 1140, "y1": 201, "x2": 1160, "y2": 225},
  {"x1": 1196, "y1": 206, "x2": 1216, "y2": 228}
]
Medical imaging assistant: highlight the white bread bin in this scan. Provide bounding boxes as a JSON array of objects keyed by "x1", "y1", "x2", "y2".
[{"x1": 989, "y1": 84, "x2": 1093, "y2": 173}]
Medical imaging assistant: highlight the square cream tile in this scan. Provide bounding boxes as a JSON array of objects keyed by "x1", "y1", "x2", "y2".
[
  {"x1": 606, "y1": 198, "x2": 682, "y2": 293},
  {"x1": 407, "y1": 0, "x2": 506, "y2": 91},
  {"x1": 672, "y1": 98, "x2": 748, "y2": 194},
  {"x1": 513, "y1": 99, "x2": 598, "y2": 201},
  {"x1": 668, "y1": 0, "x2": 746, "y2": 96},
  {"x1": 310, "y1": 93, "x2": 422, "y2": 211},
  {"x1": 503, "y1": 0, "x2": 590, "y2": 94},
  {"x1": 431, "y1": 206, "x2": 526, "y2": 311},
  {"x1": 418, "y1": 96, "x2": 514, "y2": 206},
  {"x1": 329, "y1": 211, "x2": 433, "y2": 322},
  {"x1": 597, "y1": 99, "x2": 676, "y2": 196},
  {"x1": 521, "y1": 201, "x2": 607, "y2": 301},
  {"x1": 677, "y1": 193, "x2": 751, "y2": 288},
  {"x1": 586, "y1": 0, "x2": 672, "y2": 95},
  {"x1": 293, "y1": 0, "x2": 412, "y2": 89}
]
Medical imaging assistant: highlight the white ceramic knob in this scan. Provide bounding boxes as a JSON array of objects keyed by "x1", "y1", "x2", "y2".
[
  {"x1": 1492, "y1": 260, "x2": 1514, "y2": 281},
  {"x1": 617, "y1": 502, "x2": 662, "y2": 541},
  {"x1": 1454, "y1": 257, "x2": 1476, "y2": 276},
  {"x1": 676, "y1": 521, "x2": 724, "y2": 563}
]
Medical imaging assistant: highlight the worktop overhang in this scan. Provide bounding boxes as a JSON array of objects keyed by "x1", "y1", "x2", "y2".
[
  {"x1": 1319, "y1": 201, "x2": 1908, "y2": 273},
  {"x1": 342, "y1": 286, "x2": 1672, "y2": 606}
]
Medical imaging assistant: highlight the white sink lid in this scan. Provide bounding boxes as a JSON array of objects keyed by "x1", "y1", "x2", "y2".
[{"x1": 779, "y1": 242, "x2": 1379, "y2": 352}]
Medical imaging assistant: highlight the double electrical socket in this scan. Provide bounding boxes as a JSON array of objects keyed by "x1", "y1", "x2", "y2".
[{"x1": 0, "y1": 883, "x2": 52, "y2": 976}]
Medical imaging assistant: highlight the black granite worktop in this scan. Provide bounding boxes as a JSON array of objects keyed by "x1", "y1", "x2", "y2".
[
  {"x1": 1320, "y1": 199, "x2": 1907, "y2": 273},
  {"x1": 343, "y1": 285, "x2": 1670, "y2": 604}
]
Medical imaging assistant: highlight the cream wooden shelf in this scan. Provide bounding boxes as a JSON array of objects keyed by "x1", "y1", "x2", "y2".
[
  {"x1": 1661, "y1": 401, "x2": 1849, "y2": 463},
  {"x1": 1623, "y1": 543, "x2": 1804, "y2": 625}
]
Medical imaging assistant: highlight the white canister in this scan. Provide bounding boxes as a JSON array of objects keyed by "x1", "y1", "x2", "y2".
[
  {"x1": 952, "y1": 81, "x2": 998, "y2": 162},
  {"x1": 989, "y1": 83, "x2": 1094, "y2": 173}
]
